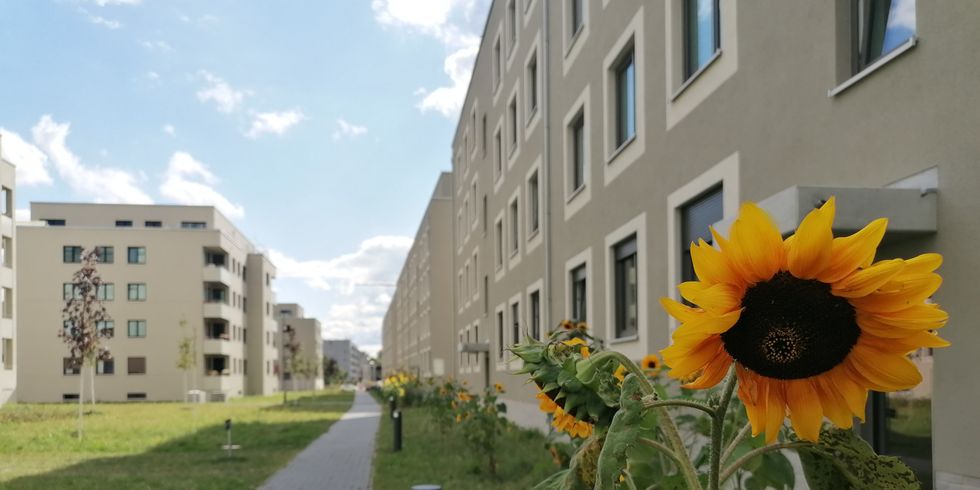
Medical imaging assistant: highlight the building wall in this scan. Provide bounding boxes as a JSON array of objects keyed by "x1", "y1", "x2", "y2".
[
  {"x1": 17, "y1": 203, "x2": 277, "y2": 402},
  {"x1": 276, "y1": 303, "x2": 323, "y2": 391},
  {"x1": 245, "y1": 253, "x2": 279, "y2": 396},
  {"x1": 388, "y1": 0, "x2": 980, "y2": 487},
  {"x1": 0, "y1": 155, "x2": 15, "y2": 404}
]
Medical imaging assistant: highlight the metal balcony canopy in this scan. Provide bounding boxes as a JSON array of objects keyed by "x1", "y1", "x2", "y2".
[{"x1": 712, "y1": 186, "x2": 937, "y2": 240}]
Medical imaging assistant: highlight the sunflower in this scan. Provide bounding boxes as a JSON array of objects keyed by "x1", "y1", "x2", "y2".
[
  {"x1": 641, "y1": 354, "x2": 661, "y2": 370},
  {"x1": 494, "y1": 382, "x2": 506, "y2": 394},
  {"x1": 536, "y1": 390, "x2": 593, "y2": 438},
  {"x1": 457, "y1": 391, "x2": 472, "y2": 402},
  {"x1": 660, "y1": 197, "x2": 948, "y2": 442},
  {"x1": 562, "y1": 337, "x2": 591, "y2": 359}
]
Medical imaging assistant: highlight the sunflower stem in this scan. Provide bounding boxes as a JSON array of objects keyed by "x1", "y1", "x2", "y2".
[
  {"x1": 642, "y1": 397, "x2": 715, "y2": 416},
  {"x1": 708, "y1": 366, "x2": 739, "y2": 490},
  {"x1": 719, "y1": 442, "x2": 812, "y2": 484},
  {"x1": 721, "y1": 422, "x2": 753, "y2": 464},
  {"x1": 590, "y1": 351, "x2": 702, "y2": 490}
]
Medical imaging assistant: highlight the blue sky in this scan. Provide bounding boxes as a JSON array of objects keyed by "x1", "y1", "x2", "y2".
[{"x1": 0, "y1": 0, "x2": 491, "y2": 356}]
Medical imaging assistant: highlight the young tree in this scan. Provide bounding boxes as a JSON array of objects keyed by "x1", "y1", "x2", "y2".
[
  {"x1": 281, "y1": 325, "x2": 300, "y2": 404},
  {"x1": 59, "y1": 249, "x2": 113, "y2": 439},
  {"x1": 322, "y1": 356, "x2": 338, "y2": 384},
  {"x1": 176, "y1": 318, "x2": 197, "y2": 402}
]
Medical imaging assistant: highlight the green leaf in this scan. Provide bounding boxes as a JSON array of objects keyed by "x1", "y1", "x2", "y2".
[
  {"x1": 530, "y1": 469, "x2": 570, "y2": 490},
  {"x1": 797, "y1": 428, "x2": 920, "y2": 490},
  {"x1": 594, "y1": 375, "x2": 645, "y2": 489}
]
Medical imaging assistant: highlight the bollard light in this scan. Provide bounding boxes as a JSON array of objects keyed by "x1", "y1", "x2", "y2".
[{"x1": 393, "y1": 410, "x2": 403, "y2": 452}]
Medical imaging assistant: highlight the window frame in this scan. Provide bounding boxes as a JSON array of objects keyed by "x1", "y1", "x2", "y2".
[
  {"x1": 127, "y1": 283, "x2": 147, "y2": 302},
  {"x1": 613, "y1": 235, "x2": 639, "y2": 340},
  {"x1": 127, "y1": 356, "x2": 147, "y2": 375},
  {"x1": 127, "y1": 246, "x2": 146, "y2": 264},
  {"x1": 128, "y1": 319, "x2": 147, "y2": 338},
  {"x1": 682, "y1": 0, "x2": 721, "y2": 81}
]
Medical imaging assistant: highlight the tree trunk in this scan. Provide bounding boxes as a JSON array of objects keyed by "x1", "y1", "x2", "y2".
[
  {"x1": 77, "y1": 368, "x2": 84, "y2": 440},
  {"x1": 90, "y1": 365, "x2": 96, "y2": 406},
  {"x1": 183, "y1": 371, "x2": 188, "y2": 403}
]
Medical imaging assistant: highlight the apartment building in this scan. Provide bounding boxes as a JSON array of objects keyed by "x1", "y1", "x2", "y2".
[
  {"x1": 383, "y1": 1, "x2": 980, "y2": 488},
  {"x1": 323, "y1": 339, "x2": 371, "y2": 383},
  {"x1": 276, "y1": 303, "x2": 324, "y2": 391},
  {"x1": 17, "y1": 203, "x2": 280, "y2": 402},
  {"x1": 380, "y1": 172, "x2": 454, "y2": 379},
  {"x1": 0, "y1": 143, "x2": 15, "y2": 405}
]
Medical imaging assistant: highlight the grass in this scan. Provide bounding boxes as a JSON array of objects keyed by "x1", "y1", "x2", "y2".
[
  {"x1": 372, "y1": 406, "x2": 561, "y2": 489},
  {"x1": 0, "y1": 389, "x2": 354, "y2": 489}
]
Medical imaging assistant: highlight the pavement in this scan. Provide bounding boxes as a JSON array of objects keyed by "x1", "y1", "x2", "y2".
[{"x1": 260, "y1": 390, "x2": 382, "y2": 490}]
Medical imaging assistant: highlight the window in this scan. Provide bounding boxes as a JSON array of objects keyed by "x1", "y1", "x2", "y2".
[
  {"x1": 97, "y1": 283, "x2": 114, "y2": 301},
  {"x1": 526, "y1": 53, "x2": 539, "y2": 116},
  {"x1": 127, "y1": 393, "x2": 147, "y2": 400},
  {"x1": 614, "y1": 46, "x2": 636, "y2": 148},
  {"x1": 127, "y1": 283, "x2": 147, "y2": 301},
  {"x1": 497, "y1": 310, "x2": 505, "y2": 359},
  {"x1": 63, "y1": 246, "x2": 83, "y2": 264},
  {"x1": 508, "y1": 96, "x2": 519, "y2": 155},
  {"x1": 145, "y1": 220, "x2": 162, "y2": 228},
  {"x1": 570, "y1": 113, "x2": 586, "y2": 192},
  {"x1": 511, "y1": 302, "x2": 520, "y2": 347},
  {"x1": 683, "y1": 0, "x2": 720, "y2": 80},
  {"x1": 1, "y1": 288, "x2": 10, "y2": 319},
  {"x1": 495, "y1": 219, "x2": 504, "y2": 269},
  {"x1": 128, "y1": 357, "x2": 146, "y2": 375},
  {"x1": 181, "y1": 221, "x2": 206, "y2": 229},
  {"x1": 613, "y1": 236, "x2": 639, "y2": 339},
  {"x1": 1, "y1": 236, "x2": 12, "y2": 268},
  {"x1": 128, "y1": 320, "x2": 147, "y2": 338},
  {"x1": 530, "y1": 290, "x2": 541, "y2": 340},
  {"x1": 0, "y1": 187, "x2": 10, "y2": 217},
  {"x1": 2, "y1": 338, "x2": 13, "y2": 370},
  {"x1": 94, "y1": 246, "x2": 114, "y2": 264},
  {"x1": 46, "y1": 219, "x2": 66, "y2": 226},
  {"x1": 510, "y1": 200, "x2": 520, "y2": 255},
  {"x1": 63, "y1": 283, "x2": 80, "y2": 301},
  {"x1": 494, "y1": 129, "x2": 503, "y2": 179},
  {"x1": 482, "y1": 195, "x2": 488, "y2": 235},
  {"x1": 115, "y1": 220, "x2": 133, "y2": 227},
  {"x1": 63, "y1": 393, "x2": 80, "y2": 401},
  {"x1": 853, "y1": 0, "x2": 916, "y2": 73},
  {"x1": 127, "y1": 246, "x2": 146, "y2": 264},
  {"x1": 507, "y1": 0, "x2": 518, "y2": 54},
  {"x1": 680, "y1": 186, "x2": 723, "y2": 284},
  {"x1": 493, "y1": 37, "x2": 502, "y2": 91},
  {"x1": 483, "y1": 275, "x2": 489, "y2": 315},
  {"x1": 528, "y1": 171, "x2": 540, "y2": 235},
  {"x1": 482, "y1": 115, "x2": 488, "y2": 157},
  {"x1": 570, "y1": 0, "x2": 584, "y2": 36},
  {"x1": 97, "y1": 359, "x2": 114, "y2": 375},
  {"x1": 96, "y1": 320, "x2": 114, "y2": 335},
  {"x1": 571, "y1": 264, "x2": 587, "y2": 323},
  {"x1": 63, "y1": 358, "x2": 81, "y2": 375}
]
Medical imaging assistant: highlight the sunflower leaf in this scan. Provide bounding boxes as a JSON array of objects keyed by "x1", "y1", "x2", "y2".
[
  {"x1": 796, "y1": 427, "x2": 920, "y2": 490},
  {"x1": 594, "y1": 374, "x2": 645, "y2": 490}
]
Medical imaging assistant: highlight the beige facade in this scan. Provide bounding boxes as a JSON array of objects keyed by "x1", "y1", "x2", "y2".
[
  {"x1": 381, "y1": 172, "x2": 454, "y2": 379},
  {"x1": 385, "y1": 1, "x2": 980, "y2": 487},
  {"x1": 276, "y1": 303, "x2": 324, "y2": 391},
  {"x1": 17, "y1": 203, "x2": 279, "y2": 402},
  {"x1": 0, "y1": 143, "x2": 15, "y2": 405}
]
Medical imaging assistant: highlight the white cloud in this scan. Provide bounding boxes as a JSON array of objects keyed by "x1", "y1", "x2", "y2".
[
  {"x1": 145, "y1": 71, "x2": 160, "y2": 80},
  {"x1": 245, "y1": 110, "x2": 306, "y2": 138},
  {"x1": 159, "y1": 151, "x2": 245, "y2": 219},
  {"x1": 889, "y1": 0, "x2": 916, "y2": 30},
  {"x1": 163, "y1": 124, "x2": 175, "y2": 136},
  {"x1": 196, "y1": 71, "x2": 250, "y2": 113},
  {"x1": 31, "y1": 115, "x2": 153, "y2": 204},
  {"x1": 270, "y1": 236, "x2": 412, "y2": 349},
  {"x1": 372, "y1": 0, "x2": 486, "y2": 118},
  {"x1": 0, "y1": 128, "x2": 53, "y2": 186},
  {"x1": 88, "y1": 14, "x2": 121, "y2": 29},
  {"x1": 92, "y1": 0, "x2": 141, "y2": 6},
  {"x1": 332, "y1": 118, "x2": 368, "y2": 140},
  {"x1": 14, "y1": 208, "x2": 30, "y2": 222},
  {"x1": 138, "y1": 40, "x2": 173, "y2": 52}
]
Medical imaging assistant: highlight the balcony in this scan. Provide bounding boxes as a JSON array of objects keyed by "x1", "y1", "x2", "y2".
[
  {"x1": 202, "y1": 302, "x2": 236, "y2": 321},
  {"x1": 202, "y1": 338, "x2": 238, "y2": 356},
  {"x1": 203, "y1": 264, "x2": 235, "y2": 286}
]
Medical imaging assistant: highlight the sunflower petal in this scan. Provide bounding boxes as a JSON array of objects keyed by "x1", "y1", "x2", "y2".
[
  {"x1": 682, "y1": 351, "x2": 732, "y2": 389},
  {"x1": 831, "y1": 259, "x2": 905, "y2": 298},
  {"x1": 659, "y1": 297, "x2": 703, "y2": 323},
  {"x1": 787, "y1": 197, "x2": 836, "y2": 279},
  {"x1": 677, "y1": 281, "x2": 710, "y2": 304},
  {"x1": 817, "y1": 218, "x2": 888, "y2": 283},
  {"x1": 858, "y1": 304, "x2": 948, "y2": 331},
  {"x1": 662, "y1": 336, "x2": 724, "y2": 378},
  {"x1": 691, "y1": 239, "x2": 739, "y2": 286},
  {"x1": 814, "y1": 376, "x2": 854, "y2": 429},
  {"x1": 860, "y1": 330, "x2": 950, "y2": 351},
  {"x1": 849, "y1": 344, "x2": 922, "y2": 391},
  {"x1": 727, "y1": 202, "x2": 784, "y2": 283},
  {"x1": 680, "y1": 282, "x2": 742, "y2": 315},
  {"x1": 900, "y1": 253, "x2": 943, "y2": 276},
  {"x1": 830, "y1": 365, "x2": 868, "y2": 420},
  {"x1": 849, "y1": 273, "x2": 942, "y2": 313},
  {"x1": 737, "y1": 366, "x2": 767, "y2": 436},
  {"x1": 786, "y1": 379, "x2": 824, "y2": 442},
  {"x1": 764, "y1": 381, "x2": 787, "y2": 444},
  {"x1": 672, "y1": 309, "x2": 742, "y2": 340}
]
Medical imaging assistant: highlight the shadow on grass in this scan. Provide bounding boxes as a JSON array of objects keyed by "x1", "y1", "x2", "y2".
[{"x1": 2, "y1": 419, "x2": 338, "y2": 489}]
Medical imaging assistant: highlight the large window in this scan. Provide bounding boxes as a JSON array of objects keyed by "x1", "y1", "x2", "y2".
[
  {"x1": 63, "y1": 358, "x2": 81, "y2": 375},
  {"x1": 507, "y1": 0, "x2": 518, "y2": 54},
  {"x1": 497, "y1": 310, "x2": 505, "y2": 360},
  {"x1": 495, "y1": 219, "x2": 504, "y2": 269},
  {"x1": 63, "y1": 246, "x2": 83, "y2": 264},
  {"x1": 127, "y1": 246, "x2": 146, "y2": 264},
  {"x1": 528, "y1": 171, "x2": 540, "y2": 235},
  {"x1": 94, "y1": 246, "x2": 114, "y2": 264},
  {"x1": 508, "y1": 96, "x2": 519, "y2": 155},
  {"x1": 570, "y1": 0, "x2": 585, "y2": 36},
  {"x1": 128, "y1": 320, "x2": 147, "y2": 338},
  {"x1": 96, "y1": 320, "x2": 114, "y2": 335},
  {"x1": 63, "y1": 283, "x2": 80, "y2": 301},
  {"x1": 493, "y1": 37, "x2": 502, "y2": 91},
  {"x1": 530, "y1": 290, "x2": 541, "y2": 340},
  {"x1": 127, "y1": 283, "x2": 147, "y2": 301},
  {"x1": 613, "y1": 236, "x2": 639, "y2": 339},
  {"x1": 571, "y1": 264, "x2": 587, "y2": 323},
  {"x1": 511, "y1": 302, "x2": 520, "y2": 347},
  {"x1": 853, "y1": 0, "x2": 916, "y2": 73},
  {"x1": 510, "y1": 200, "x2": 520, "y2": 255},
  {"x1": 683, "y1": 0, "x2": 720, "y2": 80},
  {"x1": 680, "y1": 186, "x2": 723, "y2": 284},
  {"x1": 570, "y1": 113, "x2": 586, "y2": 192},
  {"x1": 614, "y1": 46, "x2": 637, "y2": 148},
  {"x1": 494, "y1": 129, "x2": 503, "y2": 180},
  {"x1": 128, "y1": 357, "x2": 146, "y2": 375},
  {"x1": 526, "y1": 53, "x2": 539, "y2": 116},
  {"x1": 97, "y1": 359, "x2": 114, "y2": 375},
  {"x1": 96, "y1": 283, "x2": 114, "y2": 301}
]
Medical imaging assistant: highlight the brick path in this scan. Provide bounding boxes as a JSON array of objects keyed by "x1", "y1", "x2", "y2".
[{"x1": 260, "y1": 390, "x2": 381, "y2": 490}]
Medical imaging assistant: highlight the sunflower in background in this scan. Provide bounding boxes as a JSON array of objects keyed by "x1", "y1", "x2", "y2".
[
  {"x1": 535, "y1": 390, "x2": 593, "y2": 439},
  {"x1": 661, "y1": 197, "x2": 948, "y2": 442}
]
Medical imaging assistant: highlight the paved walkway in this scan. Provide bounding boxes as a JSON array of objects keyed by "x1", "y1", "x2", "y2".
[{"x1": 261, "y1": 390, "x2": 382, "y2": 490}]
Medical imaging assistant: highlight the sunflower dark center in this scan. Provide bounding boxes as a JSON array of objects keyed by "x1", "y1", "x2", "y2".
[{"x1": 720, "y1": 271, "x2": 860, "y2": 379}]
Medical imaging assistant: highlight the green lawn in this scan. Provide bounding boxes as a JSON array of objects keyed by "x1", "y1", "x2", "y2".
[
  {"x1": 0, "y1": 390, "x2": 354, "y2": 489},
  {"x1": 372, "y1": 406, "x2": 561, "y2": 490}
]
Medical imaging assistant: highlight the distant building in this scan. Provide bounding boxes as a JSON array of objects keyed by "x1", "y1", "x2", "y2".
[
  {"x1": 323, "y1": 339, "x2": 366, "y2": 383},
  {"x1": 0, "y1": 138, "x2": 15, "y2": 405},
  {"x1": 276, "y1": 303, "x2": 323, "y2": 391},
  {"x1": 17, "y1": 203, "x2": 279, "y2": 402}
]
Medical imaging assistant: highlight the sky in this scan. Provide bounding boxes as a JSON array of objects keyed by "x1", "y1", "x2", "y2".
[{"x1": 0, "y1": 0, "x2": 492, "y2": 357}]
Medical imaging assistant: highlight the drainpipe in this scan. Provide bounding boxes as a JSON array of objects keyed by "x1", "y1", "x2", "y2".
[{"x1": 541, "y1": 0, "x2": 553, "y2": 334}]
